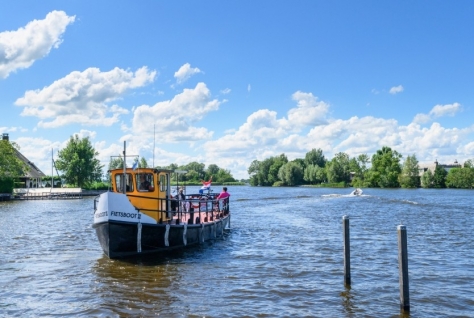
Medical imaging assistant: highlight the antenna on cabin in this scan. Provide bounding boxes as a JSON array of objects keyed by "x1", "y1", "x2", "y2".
[{"x1": 153, "y1": 123, "x2": 155, "y2": 168}]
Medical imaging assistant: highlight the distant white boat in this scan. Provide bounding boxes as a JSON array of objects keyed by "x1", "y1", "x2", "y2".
[{"x1": 350, "y1": 188, "x2": 363, "y2": 196}]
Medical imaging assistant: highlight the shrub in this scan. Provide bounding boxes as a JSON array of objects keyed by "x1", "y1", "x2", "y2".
[
  {"x1": 85, "y1": 181, "x2": 110, "y2": 190},
  {"x1": 0, "y1": 177, "x2": 14, "y2": 193}
]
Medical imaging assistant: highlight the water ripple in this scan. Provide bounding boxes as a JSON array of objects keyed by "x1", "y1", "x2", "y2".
[{"x1": 0, "y1": 188, "x2": 473, "y2": 317}]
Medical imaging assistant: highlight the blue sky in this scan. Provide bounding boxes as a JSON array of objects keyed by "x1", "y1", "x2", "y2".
[{"x1": 1, "y1": 1, "x2": 474, "y2": 179}]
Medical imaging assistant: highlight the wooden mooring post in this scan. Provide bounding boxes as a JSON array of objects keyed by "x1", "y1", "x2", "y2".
[
  {"x1": 342, "y1": 215, "x2": 351, "y2": 286},
  {"x1": 397, "y1": 224, "x2": 410, "y2": 312}
]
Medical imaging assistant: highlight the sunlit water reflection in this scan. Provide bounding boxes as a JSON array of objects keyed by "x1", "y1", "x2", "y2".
[{"x1": 0, "y1": 187, "x2": 473, "y2": 317}]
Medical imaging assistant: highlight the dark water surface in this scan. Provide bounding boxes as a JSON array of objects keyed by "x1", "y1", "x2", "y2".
[{"x1": 0, "y1": 187, "x2": 473, "y2": 317}]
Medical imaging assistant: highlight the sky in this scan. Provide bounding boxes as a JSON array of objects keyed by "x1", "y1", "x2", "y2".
[{"x1": 1, "y1": 1, "x2": 474, "y2": 180}]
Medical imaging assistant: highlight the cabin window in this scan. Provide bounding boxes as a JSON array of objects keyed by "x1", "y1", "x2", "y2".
[
  {"x1": 115, "y1": 173, "x2": 134, "y2": 192},
  {"x1": 160, "y1": 174, "x2": 167, "y2": 192},
  {"x1": 136, "y1": 173, "x2": 154, "y2": 192}
]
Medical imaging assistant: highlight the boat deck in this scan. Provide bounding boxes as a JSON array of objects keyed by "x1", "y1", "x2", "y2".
[{"x1": 170, "y1": 208, "x2": 228, "y2": 225}]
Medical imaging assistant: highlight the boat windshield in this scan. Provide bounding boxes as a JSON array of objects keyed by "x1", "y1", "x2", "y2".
[
  {"x1": 136, "y1": 173, "x2": 154, "y2": 192},
  {"x1": 115, "y1": 173, "x2": 134, "y2": 193}
]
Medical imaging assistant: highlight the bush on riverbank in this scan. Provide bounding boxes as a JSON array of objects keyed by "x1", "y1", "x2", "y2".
[
  {"x1": 84, "y1": 181, "x2": 110, "y2": 190},
  {"x1": 300, "y1": 182, "x2": 347, "y2": 188},
  {"x1": 0, "y1": 177, "x2": 14, "y2": 193}
]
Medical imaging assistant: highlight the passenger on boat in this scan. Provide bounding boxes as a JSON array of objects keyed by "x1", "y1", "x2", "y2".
[
  {"x1": 216, "y1": 187, "x2": 230, "y2": 213},
  {"x1": 178, "y1": 188, "x2": 185, "y2": 200},
  {"x1": 178, "y1": 188, "x2": 189, "y2": 212},
  {"x1": 139, "y1": 175, "x2": 151, "y2": 191},
  {"x1": 170, "y1": 193, "x2": 177, "y2": 212},
  {"x1": 216, "y1": 187, "x2": 230, "y2": 200}
]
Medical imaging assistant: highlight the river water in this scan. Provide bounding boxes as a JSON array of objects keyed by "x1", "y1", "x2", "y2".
[{"x1": 0, "y1": 186, "x2": 472, "y2": 317}]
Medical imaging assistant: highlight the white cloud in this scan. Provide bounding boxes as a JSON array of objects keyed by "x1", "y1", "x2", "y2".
[
  {"x1": 220, "y1": 88, "x2": 231, "y2": 95},
  {"x1": 430, "y1": 103, "x2": 461, "y2": 117},
  {"x1": 285, "y1": 91, "x2": 329, "y2": 129},
  {"x1": 247, "y1": 84, "x2": 251, "y2": 92},
  {"x1": 458, "y1": 141, "x2": 474, "y2": 157},
  {"x1": 10, "y1": 82, "x2": 474, "y2": 181},
  {"x1": 0, "y1": 126, "x2": 28, "y2": 134},
  {"x1": 15, "y1": 66, "x2": 156, "y2": 128},
  {"x1": 200, "y1": 91, "x2": 474, "y2": 179},
  {"x1": 412, "y1": 113, "x2": 432, "y2": 124},
  {"x1": 413, "y1": 102, "x2": 461, "y2": 124},
  {"x1": 13, "y1": 136, "x2": 63, "y2": 175},
  {"x1": 0, "y1": 11, "x2": 75, "y2": 79},
  {"x1": 203, "y1": 108, "x2": 286, "y2": 166},
  {"x1": 389, "y1": 85, "x2": 404, "y2": 94},
  {"x1": 174, "y1": 63, "x2": 201, "y2": 84},
  {"x1": 129, "y1": 82, "x2": 222, "y2": 145},
  {"x1": 204, "y1": 91, "x2": 331, "y2": 160},
  {"x1": 75, "y1": 129, "x2": 97, "y2": 140}
]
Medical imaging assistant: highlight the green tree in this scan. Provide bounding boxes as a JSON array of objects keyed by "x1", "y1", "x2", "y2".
[
  {"x1": 182, "y1": 162, "x2": 205, "y2": 180},
  {"x1": 0, "y1": 139, "x2": 27, "y2": 192},
  {"x1": 165, "y1": 163, "x2": 179, "y2": 171},
  {"x1": 247, "y1": 154, "x2": 288, "y2": 186},
  {"x1": 326, "y1": 152, "x2": 351, "y2": 184},
  {"x1": 109, "y1": 156, "x2": 124, "y2": 170},
  {"x1": 184, "y1": 169, "x2": 200, "y2": 182},
  {"x1": 215, "y1": 168, "x2": 235, "y2": 183},
  {"x1": 139, "y1": 157, "x2": 148, "y2": 168},
  {"x1": 350, "y1": 154, "x2": 370, "y2": 187},
  {"x1": 206, "y1": 164, "x2": 220, "y2": 179},
  {"x1": 399, "y1": 154, "x2": 420, "y2": 188},
  {"x1": 446, "y1": 167, "x2": 474, "y2": 188},
  {"x1": 304, "y1": 164, "x2": 325, "y2": 184},
  {"x1": 421, "y1": 169, "x2": 434, "y2": 188},
  {"x1": 433, "y1": 165, "x2": 447, "y2": 188},
  {"x1": 463, "y1": 159, "x2": 474, "y2": 168},
  {"x1": 55, "y1": 135, "x2": 103, "y2": 188},
  {"x1": 304, "y1": 148, "x2": 327, "y2": 168},
  {"x1": 278, "y1": 161, "x2": 304, "y2": 186},
  {"x1": 367, "y1": 146, "x2": 402, "y2": 188},
  {"x1": 268, "y1": 154, "x2": 288, "y2": 185},
  {"x1": 248, "y1": 160, "x2": 261, "y2": 186}
]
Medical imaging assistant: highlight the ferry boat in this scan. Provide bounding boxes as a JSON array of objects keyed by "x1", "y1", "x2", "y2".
[{"x1": 93, "y1": 166, "x2": 230, "y2": 259}]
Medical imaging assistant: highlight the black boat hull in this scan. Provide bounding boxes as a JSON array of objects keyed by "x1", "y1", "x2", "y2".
[{"x1": 93, "y1": 214, "x2": 230, "y2": 259}]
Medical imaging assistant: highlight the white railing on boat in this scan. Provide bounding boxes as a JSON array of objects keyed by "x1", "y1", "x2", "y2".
[{"x1": 94, "y1": 192, "x2": 229, "y2": 225}]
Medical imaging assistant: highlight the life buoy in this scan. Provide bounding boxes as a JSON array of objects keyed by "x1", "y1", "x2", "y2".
[{"x1": 191, "y1": 196, "x2": 200, "y2": 209}]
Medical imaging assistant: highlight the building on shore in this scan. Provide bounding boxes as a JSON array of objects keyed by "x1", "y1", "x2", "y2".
[
  {"x1": 2, "y1": 133, "x2": 46, "y2": 188},
  {"x1": 418, "y1": 159, "x2": 462, "y2": 176}
]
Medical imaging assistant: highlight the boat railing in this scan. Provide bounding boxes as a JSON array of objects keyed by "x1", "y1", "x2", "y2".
[{"x1": 165, "y1": 193, "x2": 230, "y2": 225}]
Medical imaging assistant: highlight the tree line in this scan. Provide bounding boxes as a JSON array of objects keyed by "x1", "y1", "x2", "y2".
[
  {"x1": 55, "y1": 135, "x2": 241, "y2": 188},
  {"x1": 3, "y1": 135, "x2": 473, "y2": 192},
  {"x1": 2, "y1": 135, "x2": 241, "y2": 192},
  {"x1": 248, "y1": 146, "x2": 474, "y2": 189},
  {"x1": 108, "y1": 156, "x2": 239, "y2": 184},
  {"x1": 54, "y1": 134, "x2": 242, "y2": 188}
]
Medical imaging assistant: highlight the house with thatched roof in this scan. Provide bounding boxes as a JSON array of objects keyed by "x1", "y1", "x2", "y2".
[{"x1": 2, "y1": 133, "x2": 45, "y2": 188}]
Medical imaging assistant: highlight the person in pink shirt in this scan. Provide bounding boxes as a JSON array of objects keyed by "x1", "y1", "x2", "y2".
[
  {"x1": 215, "y1": 187, "x2": 230, "y2": 213},
  {"x1": 216, "y1": 187, "x2": 230, "y2": 200}
]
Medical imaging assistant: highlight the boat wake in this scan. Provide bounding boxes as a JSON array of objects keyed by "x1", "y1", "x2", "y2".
[{"x1": 322, "y1": 188, "x2": 367, "y2": 198}]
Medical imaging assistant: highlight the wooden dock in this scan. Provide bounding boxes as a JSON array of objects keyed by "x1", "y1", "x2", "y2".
[
  {"x1": 12, "y1": 188, "x2": 83, "y2": 200},
  {"x1": 3, "y1": 189, "x2": 106, "y2": 201}
]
